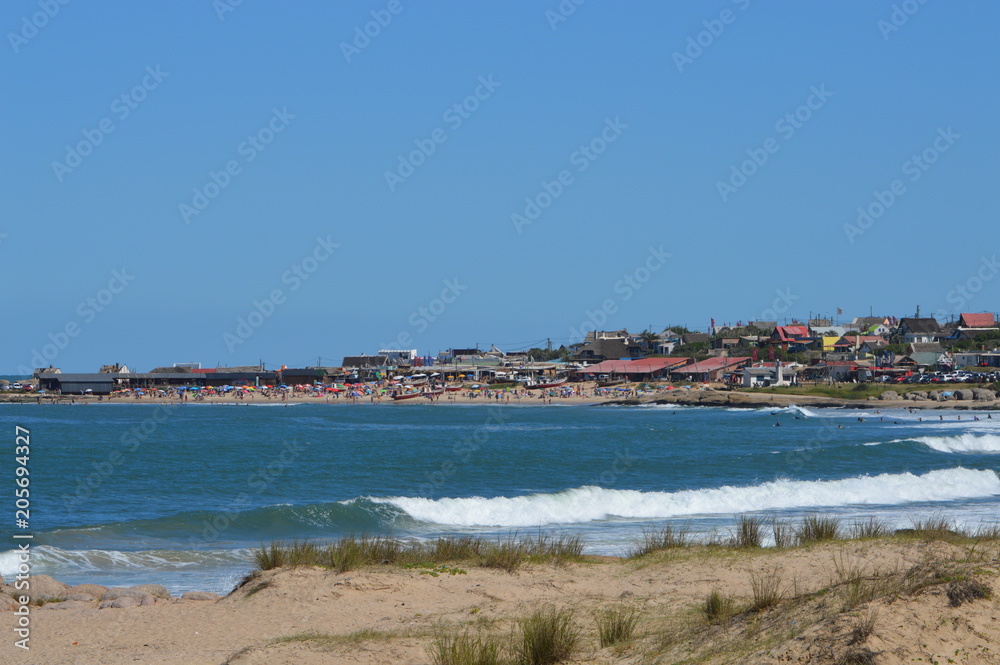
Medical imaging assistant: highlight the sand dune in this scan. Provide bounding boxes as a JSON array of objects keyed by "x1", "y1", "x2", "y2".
[{"x1": 3, "y1": 538, "x2": 998, "y2": 664}]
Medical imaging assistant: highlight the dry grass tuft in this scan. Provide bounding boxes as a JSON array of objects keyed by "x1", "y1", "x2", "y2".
[{"x1": 946, "y1": 579, "x2": 993, "y2": 607}]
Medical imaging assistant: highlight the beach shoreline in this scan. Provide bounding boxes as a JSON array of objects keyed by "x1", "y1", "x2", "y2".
[{"x1": 5, "y1": 384, "x2": 999, "y2": 412}]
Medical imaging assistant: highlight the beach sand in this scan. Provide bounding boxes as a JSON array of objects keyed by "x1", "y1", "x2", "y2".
[
  {"x1": 3, "y1": 538, "x2": 998, "y2": 664},
  {"x1": 10, "y1": 381, "x2": 1000, "y2": 411}
]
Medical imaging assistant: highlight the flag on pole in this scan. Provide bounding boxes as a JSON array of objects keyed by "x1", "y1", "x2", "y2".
[{"x1": 837, "y1": 307, "x2": 843, "y2": 315}]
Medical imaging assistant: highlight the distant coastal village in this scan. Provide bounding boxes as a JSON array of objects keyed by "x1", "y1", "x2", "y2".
[{"x1": 9, "y1": 310, "x2": 1000, "y2": 398}]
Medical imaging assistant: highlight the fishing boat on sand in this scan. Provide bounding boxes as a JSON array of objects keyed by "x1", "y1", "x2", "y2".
[
  {"x1": 402, "y1": 373, "x2": 428, "y2": 386},
  {"x1": 526, "y1": 376, "x2": 568, "y2": 390}
]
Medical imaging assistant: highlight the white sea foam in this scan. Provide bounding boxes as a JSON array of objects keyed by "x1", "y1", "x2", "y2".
[
  {"x1": 371, "y1": 468, "x2": 1000, "y2": 527},
  {"x1": 0, "y1": 546, "x2": 252, "y2": 579},
  {"x1": 910, "y1": 434, "x2": 1000, "y2": 454}
]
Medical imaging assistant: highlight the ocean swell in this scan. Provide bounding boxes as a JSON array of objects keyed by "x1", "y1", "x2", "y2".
[{"x1": 369, "y1": 468, "x2": 1000, "y2": 527}]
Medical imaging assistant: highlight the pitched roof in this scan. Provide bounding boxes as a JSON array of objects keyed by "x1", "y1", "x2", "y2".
[
  {"x1": 574, "y1": 338, "x2": 641, "y2": 360},
  {"x1": 577, "y1": 358, "x2": 691, "y2": 374},
  {"x1": 854, "y1": 316, "x2": 889, "y2": 328},
  {"x1": 670, "y1": 357, "x2": 751, "y2": 374},
  {"x1": 772, "y1": 326, "x2": 811, "y2": 342},
  {"x1": 907, "y1": 352, "x2": 946, "y2": 366},
  {"x1": 910, "y1": 342, "x2": 942, "y2": 354},
  {"x1": 959, "y1": 313, "x2": 995, "y2": 328},
  {"x1": 899, "y1": 318, "x2": 942, "y2": 334}
]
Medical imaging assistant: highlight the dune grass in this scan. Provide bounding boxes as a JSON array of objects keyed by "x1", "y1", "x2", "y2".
[
  {"x1": 594, "y1": 605, "x2": 641, "y2": 647},
  {"x1": 749, "y1": 567, "x2": 784, "y2": 612},
  {"x1": 429, "y1": 629, "x2": 505, "y2": 665},
  {"x1": 251, "y1": 532, "x2": 585, "y2": 574},
  {"x1": 702, "y1": 589, "x2": 737, "y2": 625},
  {"x1": 626, "y1": 526, "x2": 690, "y2": 558},
  {"x1": 796, "y1": 515, "x2": 841, "y2": 544},
  {"x1": 514, "y1": 607, "x2": 579, "y2": 665},
  {"x1": 249, "y1": 512, "x2": 1000, "y2": 578},
  {"x1": 732, "y1": 514, "x2": 766, "y2": 549},
  {"x1": 848, "y1": 516, "x2": 889, "y2": 540}
]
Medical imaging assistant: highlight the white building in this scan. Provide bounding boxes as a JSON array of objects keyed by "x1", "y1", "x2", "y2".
[{"x1": 378, "y1": 349, "x2": 419, "y2": 365}]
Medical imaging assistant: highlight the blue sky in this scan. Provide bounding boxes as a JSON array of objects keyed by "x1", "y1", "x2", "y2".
[{"x1": 3, "y1": 1, "x2": 999, "y2": 373}]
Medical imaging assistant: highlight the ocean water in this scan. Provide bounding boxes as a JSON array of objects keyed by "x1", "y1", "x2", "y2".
[{"x1": 1, "y1": 402, "x2": 999, "y2": 594}]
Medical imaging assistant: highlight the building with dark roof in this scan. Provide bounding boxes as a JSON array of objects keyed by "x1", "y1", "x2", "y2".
[{"x1": 897, "y1": 318, "x2": 942, "y2": 343}]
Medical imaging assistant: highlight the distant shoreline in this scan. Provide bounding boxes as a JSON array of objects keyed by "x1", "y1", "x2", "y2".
[{"x1": 3, "y1": 388, "x2": 999, "y2": 411}]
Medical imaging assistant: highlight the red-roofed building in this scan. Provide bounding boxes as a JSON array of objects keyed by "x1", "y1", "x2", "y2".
[
  {"x1": 956, "y1": 313, "x2": 998, "y2": 340},
  {"x1": 959, "y1": 313, "x2": 995, "y2": 329},
  {"x1": 576, "y1": 358, "x2": 691, "y2": 381},
  {"x1": 669, "y1": 357, "x2": 751, "y2": 383},
  {"x1": 769, "y1": 325, "x2": 813, "y2": 351}
]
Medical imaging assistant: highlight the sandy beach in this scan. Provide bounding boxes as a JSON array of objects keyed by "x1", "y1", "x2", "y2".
[
  {"x1": 3, "y1": 536, "x2": 998, "y2": 664},
  {"x1": 7, "y1": 382, "x2": 1000, "y2": 412}
]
